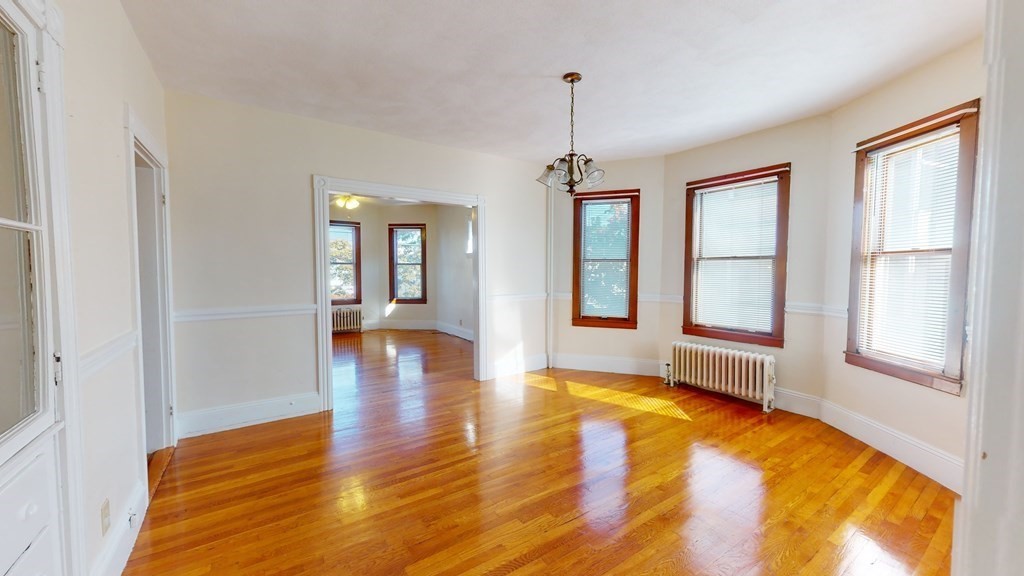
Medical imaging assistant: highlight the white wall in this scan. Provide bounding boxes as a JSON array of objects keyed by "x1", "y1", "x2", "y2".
[
  {"x1": 167, "y1": 91, "x2": 546, "y2": 423},
  {"x1": 821, "y1": 39, "x2": 985, "y2": 459},
  {"x1": 61, "y1": 0, "x2": 167, "y2": 569},
  {"x1": 436, "y1": 205, "x2": 476, "y2": 340},
  {"x1": 328, "y1": 200, "x2": 474, "y2": 340},
  {"x1": 549, "y1": 38, "x2": 984, "y2": 488}
]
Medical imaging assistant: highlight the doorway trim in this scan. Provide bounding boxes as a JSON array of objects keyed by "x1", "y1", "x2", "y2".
[
  {"x1": 125, "y1": 105, "x2": 177, "y2": 463},
  {"x1": 312, "y1": 175, "x2": 488, "y2": 411}
]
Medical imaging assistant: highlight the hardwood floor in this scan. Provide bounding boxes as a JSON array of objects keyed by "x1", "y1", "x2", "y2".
[{"x1": 124, "y1": 330, "x2": 954, "y2": 575}]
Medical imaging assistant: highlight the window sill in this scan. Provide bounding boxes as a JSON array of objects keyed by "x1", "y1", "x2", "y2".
[
  {"x1": 844, "y1": 351, "x2": 962, "y2": 395},
  {"x1": 392, "y1": 298, "x2": 427, "y2": 305},
  {"x1": 332, "y1": 299, "x2": 361, "y2": 306},
  {"x1": 682, "y1": 325, "x2": 783, "y2": 348},
  {"x1": 573, "y1": 317, "x2": 637, "y2": 330}
]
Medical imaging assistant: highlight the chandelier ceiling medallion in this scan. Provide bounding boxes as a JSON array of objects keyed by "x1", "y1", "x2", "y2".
[{"x1": 536, "y1": 72, "x2": 605, "y2": 195}]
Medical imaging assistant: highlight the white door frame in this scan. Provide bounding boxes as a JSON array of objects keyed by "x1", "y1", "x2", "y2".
[
  {"x1": 956, "y1": 0, "x2": 1024, "y2": 572},
  {"x1": 125, "y1": 106, "x2": 177, "y2": 459},
  {"x1": 312, "y1": 175, "x2": 488, "y2": 411}
]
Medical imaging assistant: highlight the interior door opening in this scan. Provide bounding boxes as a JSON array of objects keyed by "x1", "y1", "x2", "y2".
[
  {"x1": 132, "y1": 149, "x2": 173, "y2": 458},
  {"x1": 313, "y1": 176, "x2": 487, "y2": 413}
]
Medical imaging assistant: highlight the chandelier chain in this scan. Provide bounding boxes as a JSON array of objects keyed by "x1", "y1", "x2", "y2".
[{"x1": 569, "y1": 80, "x2": 575, "y2": 154}]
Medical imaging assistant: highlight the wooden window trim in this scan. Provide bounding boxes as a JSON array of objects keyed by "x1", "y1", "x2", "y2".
[
  {"x1": 572, "y1": 190, "x2": 640, "y2": 330},
  {"x1": 389, "y1": 223, "x2": 427, "y2": 304},
  {"x1": 329, "y1": 220, "x2": 361, "y2": 306},
  {"x1": 845, "y1": 99, "x2": 980, "y2": 395},
  {"x1": 682, "y1": 163, "x2": 790, "y2": 348}
]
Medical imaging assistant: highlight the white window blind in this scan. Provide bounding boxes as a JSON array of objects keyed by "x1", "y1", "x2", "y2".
[
  {"x1": 691, "y1": 177, "x2": 778, "y2": 333},
  {"x1": 580, "y1": 199, "x2": 632, "y2": 318},
  {"x1": 858, "y1": 126, "x2": 960, "y2": 373}
]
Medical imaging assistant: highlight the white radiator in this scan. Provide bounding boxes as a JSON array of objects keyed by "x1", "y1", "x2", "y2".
[
  {"x1": 332, "y1": 307, "x2": 362, "y2": 333},
  {"x1": 668, "y1": 342, "x2": 775, "y2": 413}
]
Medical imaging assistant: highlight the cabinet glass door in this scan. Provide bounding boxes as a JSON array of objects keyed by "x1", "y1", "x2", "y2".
[{"x1": 0, "y1": 14, "x2": 51, "y2": 458}]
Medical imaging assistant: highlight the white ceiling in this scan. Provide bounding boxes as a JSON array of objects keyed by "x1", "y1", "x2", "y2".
[{"x1": 121, "y1": 0, "x2": 984, "y2": 162}]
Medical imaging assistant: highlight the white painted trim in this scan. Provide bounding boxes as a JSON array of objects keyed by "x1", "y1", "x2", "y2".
[
  {"x1": 78, "y1": 330, "x2": 138, "y2": 380},
  {"x1": 773, "y1": 387, "x2": 822, "y2": 419},
  {"x1": 87, "y1": 481, "x2": 146, "y2": 576},
  {"x1": 552, "y1": 353, "x2": 663, "y2": 377},
  {"x1": 318, "y1": 175, "x2": 480, "y2": 207},
  {"x1": 123, "y1": 105, "x2": 168, "y2": 168},
  {"x1": 125, "y1": 106, "x2": 177, "y2": 480},
  {"x1": 820, "y1": 399, "x2": 963, "y2": 494},
  {"x1": 174, "y1": 304, "x2": 317, "y2": 323},
  {"x1": 489, "y1": 292, "x2": 547, "y2": 302},
  {"x1": 552, "y1": 293, "x2": 843, "y2": 316},
  {"x1": 772, "y1": 386, "x2": 962, "y2": 493},
  {"x1": 436, "y1": 321, "x2": 474, "y2": 342},
  {"x1": 492, "y1": 353, "x2": 548, "y2": 379},
  {"x1": 177, "y1": 392, "x2": 322, "y2": 438},
  {"x1": 313, "y1": 174, "x2": 489, "y2": 404},
  {"x1": 958, "y1": 1, "x2": 1024, "y2": 572}
]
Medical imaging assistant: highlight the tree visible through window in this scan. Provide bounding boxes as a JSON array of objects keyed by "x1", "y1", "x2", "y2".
[
  {"x1": 573, "y1": 190, "x2": 639, "y2": 329},
  {"x1": 329, "y1": 221, "x2": 360, "y2": 305},
  {"x1": 389, "y1": 224, "x2": 426, "y2": 303}
]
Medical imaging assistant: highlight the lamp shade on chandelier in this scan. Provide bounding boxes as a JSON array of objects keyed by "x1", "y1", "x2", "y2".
[{"x1": 537, "y1": 72, "x2": 605, "y2": 195}]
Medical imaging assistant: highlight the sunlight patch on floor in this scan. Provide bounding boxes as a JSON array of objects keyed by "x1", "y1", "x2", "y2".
[{"x1": 520, "y1": 374, "x2": 691, "y2": 420}]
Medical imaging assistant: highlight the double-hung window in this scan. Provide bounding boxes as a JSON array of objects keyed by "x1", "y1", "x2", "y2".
[
  {"x1": 683, "y1": 164, "x2": 790, "y2": 347},
  {"x1": 389, "y1": 224, "x2": 427, "y2": 304},
  {"x1": 329, "y1": 221, "x2": 361, "y2": 305},
  {"x1": 846, "y1": 100, "x2": 979, "y2": 393},
  {"x1": 572, "y1": 190, "x2": 640, "y2": 329}
]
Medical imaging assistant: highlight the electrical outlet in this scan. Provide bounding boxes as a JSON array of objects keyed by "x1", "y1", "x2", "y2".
[{"x1": 100, "y1": 499, "x2": 111, "y2": 535}]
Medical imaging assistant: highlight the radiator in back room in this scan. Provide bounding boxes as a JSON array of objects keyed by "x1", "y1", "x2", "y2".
[{"x1": 332, "y1": 307, "x2": 362, "y2": 333}]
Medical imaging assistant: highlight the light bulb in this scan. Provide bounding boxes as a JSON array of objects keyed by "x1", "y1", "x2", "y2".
[{"x1": 345, "y1": 198, "x2": 360, "y2": 209}]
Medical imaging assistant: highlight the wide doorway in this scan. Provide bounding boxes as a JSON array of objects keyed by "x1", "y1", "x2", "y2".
[{"x1": 313, "y1": 176, "x2": 486, "y2": 412}]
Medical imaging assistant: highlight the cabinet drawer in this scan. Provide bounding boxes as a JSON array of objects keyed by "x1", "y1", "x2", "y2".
[
  {"x1": 0, "y1": 450, "x2": 56, "y2": 572},
  {"x1": 7, "y1": 525, "x2": 61, "y2": 576}
]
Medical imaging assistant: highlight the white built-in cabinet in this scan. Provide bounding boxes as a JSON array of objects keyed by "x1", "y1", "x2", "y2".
[{"x1": 0, "y1": 0, "x2": 73, "y2": 574}]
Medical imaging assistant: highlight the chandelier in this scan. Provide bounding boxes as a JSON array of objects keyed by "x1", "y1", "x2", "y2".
[{"x1": 536, "y1": 72, "x2": 605, "y2": 195}]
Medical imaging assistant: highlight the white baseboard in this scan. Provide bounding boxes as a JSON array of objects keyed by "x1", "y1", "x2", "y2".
[
  {"x1": 373, "y1": 319, "x2": 440, "y2": 331},
  {"x1": 754, "y1": 387, "x2": 964, "y2": 493},
  {"x1": 491, "y1": 353, "x2": 548, "y2": 379},
  {"x1": 436, "y1": 321, "x2": 474, "y2": 342},
  {"x1": 90, "y1": 481, "x2": 146, "y2": 576},
  {"x1": 774, "y1": 387, "x2": 822, "y2": 419},
  {"x1": 552, "y1": 353, "x2": 662, "y2": 377},
  {"x1": 819, "y1": 399, "x2": 964, "y2": 494},
  {"x1": 177, "y1": 392, "x2": 322, "y2": 438}
]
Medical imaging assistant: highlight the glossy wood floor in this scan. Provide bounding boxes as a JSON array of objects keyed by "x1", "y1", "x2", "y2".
[{"x1": 125, "y1": 330, "x2": 954, "y2": 575}]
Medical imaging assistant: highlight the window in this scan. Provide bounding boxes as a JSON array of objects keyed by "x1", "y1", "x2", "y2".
[
  {"x1": 389, "y1": 224, "x2": 427, "y2": 304},
  {"x1": 846, "y1": 100, "x2": 979, "y2": 394},
  {"x1": 572, "y1": 190, "x2": 640, "y2": 329},
  {"x1": 329, "y1": 221, "x2": 361, "y2": 305},
  {"x1": 683, "y1": 164, "x2": 790, "y2": 347}
]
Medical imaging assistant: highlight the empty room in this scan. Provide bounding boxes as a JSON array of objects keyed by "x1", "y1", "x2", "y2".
[{"x1": 0, "y1": 0, "x2": 1020, "y2": 575}]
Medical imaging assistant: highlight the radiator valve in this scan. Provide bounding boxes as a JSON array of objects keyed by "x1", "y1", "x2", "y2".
[{"x1": 664, "y1": 363, "x2": 673, "y2": 386}]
